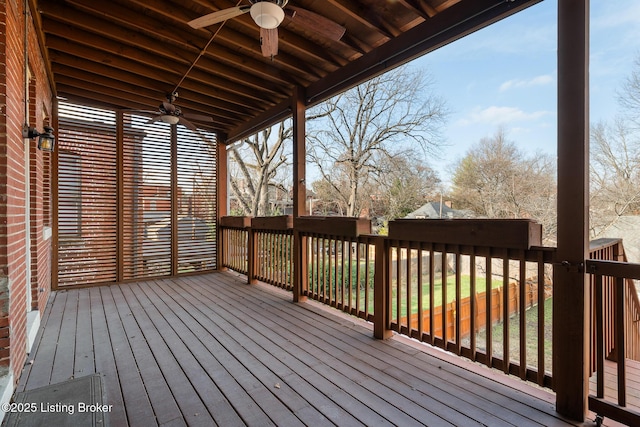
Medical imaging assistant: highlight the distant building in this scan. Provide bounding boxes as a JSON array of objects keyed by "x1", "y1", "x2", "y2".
[{"x1": 404, "y1": 202, "x2": 472, "y2": 219}]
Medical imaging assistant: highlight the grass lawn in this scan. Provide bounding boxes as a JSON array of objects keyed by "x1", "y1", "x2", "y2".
[
  {"x1": 474, "y1": 297, "x2": 553, "y2": 372},
  {"x1": 390, "y1": 274, "x2": 504, "y2": 318}
]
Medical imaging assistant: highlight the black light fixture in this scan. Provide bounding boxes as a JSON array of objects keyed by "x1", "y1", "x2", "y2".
[{"x1": 23, "y1": 125, "x2": 56, "y2": 152}]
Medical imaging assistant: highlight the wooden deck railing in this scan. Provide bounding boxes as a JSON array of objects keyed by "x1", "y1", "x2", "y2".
[
  {"x1": 586, "y1": 239, "x2": 640, "y2": 426},
  {"x1": 385, "y1": 219, "x2": 555, "y2": 387},
  {"x1": 219, "y1": 215, "x2": 640, "y2": 415},
  {"x1": 251, "y1": 216, "x2": 294, "y2": 291},
  {"x1": 219, "y1": 216, "x2": 251, "y2": 275}
]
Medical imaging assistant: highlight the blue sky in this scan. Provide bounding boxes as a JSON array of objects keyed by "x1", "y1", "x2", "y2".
[{"x1": 411, "y1": 0, "x2": 640, "y2": 185}]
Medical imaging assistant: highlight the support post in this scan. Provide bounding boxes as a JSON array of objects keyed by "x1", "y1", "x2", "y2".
[
  {"x1": 292, "y1": 86, "x2": 308, "y2": 302},
  {"x1": 51, "y1": 98, "x2": 60, "y2": 290},
  {"x1": 374, "y1": 236, "x2": 391, "y2": 339},
  {"x1": 553, "y1": 0, "x2": 590, "y2": 421},
  {"x1": 216, "y1": 133, "x2": 228, "y2": 271},
  {"x1": 170, "y1": 124, "x2": 178, "y2": 275}
]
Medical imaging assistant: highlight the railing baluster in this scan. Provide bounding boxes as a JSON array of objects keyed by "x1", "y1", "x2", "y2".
[
  {"x1": 429, "y1": 245, "x2": 435, "y2": 346},
  {"x1": 442, "y1": 246, "x2": 448, "y2": 347},
  {"x1": 503, "y1": 256, "x2": 510, "y2": 374},
  {"x1": 617, "y1": 276, "x2": 626, "y2": 407},
  {"x1": 470, "y1": 251, "x2": 477, "y2": 361},
  {"x1": 537, "y1": 251, "x2": 545, "y2": 386},
  {"x1": 486, "y1": 254, "x2": 493, "y2": 368},
  {"x1": 417, "y1": 245, "x2": 423, "y2": 340},
  {"x1": 455, "y1": 250, "x2": 461, "y2": 355},
  {"x1": 406, "y1": 244, "x2": 412, "y2": 335},
  {"x1": 519, "y1": 256, "x2": 526, "y2": 380},
  {"x1": 596, "y1": 273, "x2": 605, "y2": 398}
]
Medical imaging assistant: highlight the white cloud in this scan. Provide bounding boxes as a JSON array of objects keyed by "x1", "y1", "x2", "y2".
[
  {"x1": 592, "y1": 1, "x2": 640, "y2": 31},
  {"x1": 499, "y1": 74, "x2": 554, "y2": 92},
  {"x1": 456, "y1": 106, "x2": 550, "y2": 127}
]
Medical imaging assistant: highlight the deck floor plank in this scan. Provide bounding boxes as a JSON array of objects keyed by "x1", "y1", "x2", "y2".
[
  {"x1": 141, "y1": 279, "x2": 295, "y2": 427},
  {"x1": 117, "y1": 283, "x2": 216, "y2": 427},
  {"x1": 99, "y1": 286, "x2": 157, "y2": 426},
  {"x1": 15, "y1": 271, "x2": 595, "y2": 427},
  {"x1": 160, "y1": 277, "x2": 391, "y2": 427},
  {"x1": 88, "y1": 286, "x2": 128, "y2": 426},
  {"x1": 110, "y1": 286, "x2": 184, "y2": 426},
  {"x1": 15, "y1": 290, "x2": 56, "y2": 394},
  {"x1": 50, "y1": 290, "x2": 79, "y2": 384},
  {"x1": 133, "y1": 280, "x2": 262, "y2": 427},
  {"x1": 211, "y1": 272, "x2": 577, "y2": 427},
  {"x1": 21, "y1": 291, "x2": 68, "y2": 390},
  {"x1": 202, "y1": 274, "x2": 553, "y2": 427},
  {"x1": 73, "y1": 289, "x2": 96, "y2": 379},
  {"x1": 185, "y1": 275, "x2": 470, "y2": 427},
  {"x1": 156, "y1": 278, "x2": 350, "y2": 427},
  {"x1": 197, "y1": 275, "x2": 520, "y2": 427}
]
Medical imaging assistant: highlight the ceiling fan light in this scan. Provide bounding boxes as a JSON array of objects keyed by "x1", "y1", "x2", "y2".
[
  {"x1": 250, "y1": 2, "x2": 284, "y2": 29},
  {"x1": 160, "y1": 114, "x2": 180, "y2": 125}
]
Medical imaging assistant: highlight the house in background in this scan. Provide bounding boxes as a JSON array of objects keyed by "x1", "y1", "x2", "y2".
[{"x1": 404, "y1": 201, "x2": 472, "y2": 219}]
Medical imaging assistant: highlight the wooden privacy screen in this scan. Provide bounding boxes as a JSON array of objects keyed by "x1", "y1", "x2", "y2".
[{"x1": 56, "y1": 102, "x2": 218, "y2": 287}]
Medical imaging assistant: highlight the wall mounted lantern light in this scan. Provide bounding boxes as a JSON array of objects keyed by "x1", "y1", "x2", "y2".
[{"x1": 23, "y1": 125, "x2": 56, "y2": 152}]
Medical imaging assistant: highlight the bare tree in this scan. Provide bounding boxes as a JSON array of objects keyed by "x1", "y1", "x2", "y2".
[
  {"x1": 372, "y1": 154, "x2": 441, "y2": 221},
  {"x1": 590, "y1": 119, "x2": 640, "y2": 236},
  {"x1": 451, "y1": 128, "x2": 557, "y2": 243},
  {"x1": 591, "y1": 55, "x2": 640, "y2": 237},
  {"x1": 307, "y1": 65, "x2": 448, "y2": 217},
  {"x1": 618, "y1": 55, "x2": 640, "y2": 128},
  {"x1": 228, "y1": 121, "x2": 292, "y2": 216}
]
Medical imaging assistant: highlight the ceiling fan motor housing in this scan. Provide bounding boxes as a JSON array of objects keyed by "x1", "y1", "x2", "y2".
[{"x1": 249, "y1": 1, "x2": 286, "y2": 29}]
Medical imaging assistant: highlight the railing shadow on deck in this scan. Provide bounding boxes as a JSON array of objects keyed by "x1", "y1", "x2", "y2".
[{"x1": 219, "y1": 215, "x2": 640, "y2": 425}]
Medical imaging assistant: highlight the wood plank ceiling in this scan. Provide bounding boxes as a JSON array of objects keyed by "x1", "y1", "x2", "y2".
[{"x1": 31, "y1": 0, "x2": 541, "y2": 142}]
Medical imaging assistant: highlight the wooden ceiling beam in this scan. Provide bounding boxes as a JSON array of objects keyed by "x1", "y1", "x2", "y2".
[
  {"x1": 67, "y1": 0, "x2": 321, "y2": 85},
  {"x1": 56, "y1": 83, "x2": 237, "y2": 130},
  {"x1": 128, "y1": 0, "x2": 348, "y2": 71},
  {"x1": 392, "y1": 0, "x2": 433, "y2": 20},
  {"x1": 39, "y1": 1, "x2": 307, "y2": 88},
  {"x1": 48, "y1": 48, "x2": 283, "y2": 110},
  {"x1": 305, "y1": 0, "x2": 541, "y2": 106},
  {"x1": 52, "y1": 65, "x2": 253, "y2": 122},
  {"x1": 325, "y1": 0, "x2": 395, "y2": 42},
  {"x1": 42, "y1": 20, "x2": 285, "y2": 104}
]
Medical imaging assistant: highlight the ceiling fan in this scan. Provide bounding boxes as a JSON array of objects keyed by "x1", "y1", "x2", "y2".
[
  {"x1": 136, "y1": 92, "x2": 213, "y2": 131},
  {"x1": 188, "y1": 1, "x2": 346, "y2": 58}
]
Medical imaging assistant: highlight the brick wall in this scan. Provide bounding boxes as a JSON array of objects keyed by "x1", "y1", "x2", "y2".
[{"x1": 0, "y1": 0, "x2": 53, "y2": 382}]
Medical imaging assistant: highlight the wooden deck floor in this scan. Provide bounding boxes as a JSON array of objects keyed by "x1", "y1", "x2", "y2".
[{"x1": 16, "y1": 271, "x2": 599, "y2": 426}]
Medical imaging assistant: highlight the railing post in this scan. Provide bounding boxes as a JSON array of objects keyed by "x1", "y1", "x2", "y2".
[
  {"x1": 218, "y1": 225, "x2": 228, "y2": 272},
  {"x1": 247, "y1": 225, "x2": 257, "y2": 284},
  {"x1": 374, "y1": 235, "x2": 392, "y2": 339},
  {"x1": 293, "y1": 230, "x2": 308, "y2": 302}
]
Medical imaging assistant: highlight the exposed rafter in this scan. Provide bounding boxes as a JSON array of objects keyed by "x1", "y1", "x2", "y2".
[{"x1": 32, "y1": 0, "x2": 541, "y2": 137}]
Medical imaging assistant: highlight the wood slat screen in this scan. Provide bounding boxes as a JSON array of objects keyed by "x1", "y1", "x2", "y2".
[
  {"x1": 176, "y1": 127, "x2": 217, "y2": 272},
  {"x1": 56, "y1": 102, "x2": 217, "y2": 287},
  {"x1": 57, "y1": 104, "x2": 118, "y2": 286},
  {"x1": 122, "y1": 115, "x2": 172, "y2": 278}
]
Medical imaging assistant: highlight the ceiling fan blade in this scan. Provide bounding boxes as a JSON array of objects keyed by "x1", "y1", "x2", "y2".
[
  {"x1": 286, "y1": 6, "x2": 345, "y2": 41},
  {"x1": 124, "y1": 109, "x2": 156, "y2": 116},
  {"x1": 183, "y1": 112, "x2": 214, "y2": 122},
  {"x1": 188, "y1": 6, "x2": 251, "y2": 29},
  {"x1": 178, "y1": 117, "x2": 198, "y2": 131},
  {"x1": 260, "y1": 27, "x2": 278, "y2": 57}
]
